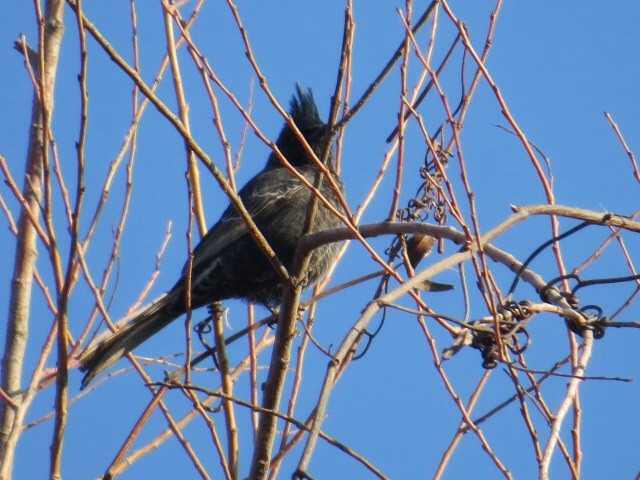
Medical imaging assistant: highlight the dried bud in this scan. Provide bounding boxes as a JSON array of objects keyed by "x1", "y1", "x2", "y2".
[{"x1": 419, "y1": 279, "x2": 455, "y2": 292}]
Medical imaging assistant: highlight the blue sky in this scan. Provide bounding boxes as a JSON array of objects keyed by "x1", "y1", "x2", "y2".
[{"x1": 1, "y1": 2, "x2": 639, "y2": 479}]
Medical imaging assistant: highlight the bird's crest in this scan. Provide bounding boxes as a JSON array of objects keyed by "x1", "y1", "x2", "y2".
[{"x1": 290, "y1": 84, "x2": 324, "y2": 131}]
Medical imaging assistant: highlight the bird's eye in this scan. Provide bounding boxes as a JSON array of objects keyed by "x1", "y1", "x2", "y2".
[{"x1": 304, "y1": 127, "x2": 326, "y2": 141}]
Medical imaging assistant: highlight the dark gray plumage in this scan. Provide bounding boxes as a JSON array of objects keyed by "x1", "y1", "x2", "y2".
[{"x1": 78, "y1": 86, "x2": 344, "y2": 388}]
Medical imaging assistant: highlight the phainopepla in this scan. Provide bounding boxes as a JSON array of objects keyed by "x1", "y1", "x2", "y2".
[{"x1": 78, "y1": 86, "x2": 345, "y2": 388}]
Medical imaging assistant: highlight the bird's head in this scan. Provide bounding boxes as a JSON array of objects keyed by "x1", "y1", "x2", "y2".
[{"x1": 267, "y1": 85, "x2": 333, "y2": 168}]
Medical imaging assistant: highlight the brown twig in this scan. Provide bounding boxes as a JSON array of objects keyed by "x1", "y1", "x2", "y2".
[{"x1": 604, "y1": 111, "x2": 640, "y2": 185}]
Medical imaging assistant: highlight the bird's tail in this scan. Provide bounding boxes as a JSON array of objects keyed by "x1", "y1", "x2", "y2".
[{"x1": 78, "y1": 290, "x2": 183, "y2": 389}]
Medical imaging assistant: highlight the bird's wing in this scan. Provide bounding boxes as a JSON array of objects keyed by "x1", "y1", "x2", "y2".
[{"x1": 186, "y1": 168, "x2": 309, "y2": 275}]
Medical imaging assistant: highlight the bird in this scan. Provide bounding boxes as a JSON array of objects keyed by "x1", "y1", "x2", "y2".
[{"x1": 78, "y1": 86, "x2": 345, "y2": 388}]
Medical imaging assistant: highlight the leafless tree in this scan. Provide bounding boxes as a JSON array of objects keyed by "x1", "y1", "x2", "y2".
[{"x1": 1, "y1": 1, "x2": 639, "y2": 479}]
